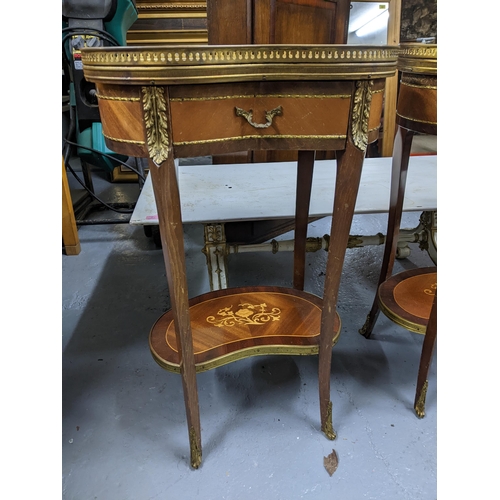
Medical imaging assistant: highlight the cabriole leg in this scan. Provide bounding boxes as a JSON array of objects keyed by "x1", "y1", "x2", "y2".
[
  {"x1": 319, "y1": 141, "x2": 365, "y2": 439},
  {"x1": 414, "y1": 294, "x2": 437, "y2": 418},
  {"x1": 359, "y1": 126, "x2": 415, "y2": 339},
  {"x1": 149, "y1": 156, "x2": 203, "y2": 468}
]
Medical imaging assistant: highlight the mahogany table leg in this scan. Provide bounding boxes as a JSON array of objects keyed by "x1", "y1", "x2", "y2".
[
  {"x1": 414, "y1": 293, "x2": 437, "y2": 418},
  {"x1": 293, "y1": 150, "x2": 315, "y2": 290},
  {"x1": 359, "y1": 126, "x2": 415, "y2": 339},
  {"x1": 319, "y1": 141, "x2": 365, "y2": 439},
  {"x1": 148, "y1": 156, "x2": 202, "y2": 469}
]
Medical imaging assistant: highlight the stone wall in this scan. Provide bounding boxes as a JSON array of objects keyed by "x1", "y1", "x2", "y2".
[{"x1": 401, "y1": 0, "x2": 437, "y2": 41}]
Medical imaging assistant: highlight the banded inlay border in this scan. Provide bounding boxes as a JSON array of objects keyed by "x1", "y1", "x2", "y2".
[
  {"x1": 173, "y1": 134, "x2": 347, "y2": 146},
  {"x1": 103, "y1": 133, "x2": 145, "y2": 145},
  {"x1": 96, "y1": 93, "x2": 141, "y2": 102},
  {"x1": 170, "y1": 94, "x2": 351, "y2": 101},
  {"x1": 400, "y1": 82, "x2": 437, "y2": 91},
  {"x1": 396, "y1": 112, "x2": 437, "y2": 125}
]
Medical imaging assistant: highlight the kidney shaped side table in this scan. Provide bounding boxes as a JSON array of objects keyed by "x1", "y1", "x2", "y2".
[
  {"x1": 81, "y1": 44, "x2": 398, "y2": 468},
  {"x1": 359, "y1": 43, "x2": 437, "y2": 418}
]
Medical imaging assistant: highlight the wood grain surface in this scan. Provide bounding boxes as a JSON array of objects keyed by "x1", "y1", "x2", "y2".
[
  {"x1": 150, "y1": 286, "x2": 341, "y2": 372},
  {"x1": 377, "y1": 267, "x2": 437, "y2": 334},
  {"x1": 396, "y1": 74, "x2": 437, "y2": 135}
]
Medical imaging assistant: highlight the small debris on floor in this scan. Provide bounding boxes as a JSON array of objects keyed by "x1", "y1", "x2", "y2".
[{"x1": 324, "y1": 449, "x2": 339, "y2": 476}]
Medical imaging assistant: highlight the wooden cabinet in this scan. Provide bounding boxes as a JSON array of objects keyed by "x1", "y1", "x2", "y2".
[
  {"x1": 253, "y1": 0, "x2": 350, "y2": 44},
  {"x1": 207, "y1": 0, "x2": 351, "y2": 164},
  {"x1": 127, "y1": 1, "x2": 208, "y2": 46},
  {"x1": 206, "y1": 0, "x2": 250, "y2": 44},
  {"x1": 208, "y1": 0, "x2": 350, "y2": 45}
]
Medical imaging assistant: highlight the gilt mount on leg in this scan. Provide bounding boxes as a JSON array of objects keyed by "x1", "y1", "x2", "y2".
[{"x1": 142, "y1": 86, "x2": 170, "y2": 165}]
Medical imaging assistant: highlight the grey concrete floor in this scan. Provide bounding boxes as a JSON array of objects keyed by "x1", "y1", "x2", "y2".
[{"x1": 62, "y1": 159, "x2": 437, "y2": 499}]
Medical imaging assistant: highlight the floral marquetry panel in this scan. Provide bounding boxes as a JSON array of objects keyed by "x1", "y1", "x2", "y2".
[{"x1": 149, "y1": 286, "x2": 341, "y2": 373}]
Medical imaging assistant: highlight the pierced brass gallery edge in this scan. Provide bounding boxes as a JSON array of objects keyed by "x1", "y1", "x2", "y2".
[
  {"x1": 397, "y1": 43, "x2": 437, "y2": 75},
  {"x1": 81, "y1": 44, "x2": 399, "y2": 85}
]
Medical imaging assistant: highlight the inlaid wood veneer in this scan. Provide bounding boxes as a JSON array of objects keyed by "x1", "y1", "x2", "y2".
[
  {"x1": 150, "y1": 286, "x2": 340, "y2": 372},
  {"x1": 378, "y1": 267, "x2": 437, "y2": 334},
  {"x1": 81, "y1": 43, "x2": 398, "y2": 469}
]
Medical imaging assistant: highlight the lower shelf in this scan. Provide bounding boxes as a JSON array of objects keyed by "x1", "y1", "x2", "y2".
[
  {"x1": 149, "y1": 286, "x2": 341, "y2": 373},
  {"x1": 378, "y1": 267, "x2": 437, "y2": 334}
]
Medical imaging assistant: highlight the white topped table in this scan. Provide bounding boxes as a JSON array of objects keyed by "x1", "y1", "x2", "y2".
[
  {"x1": 131, "y1": 155, "x2": 437, "y2": 290},
  {"x1": 131, "y1": 155, "x2": 436, "y2": 225}
]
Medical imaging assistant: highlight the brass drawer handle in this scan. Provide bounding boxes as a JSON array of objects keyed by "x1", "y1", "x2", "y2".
[{"x1": 235, "y1": 105, "x2": 283, "y2": 129}]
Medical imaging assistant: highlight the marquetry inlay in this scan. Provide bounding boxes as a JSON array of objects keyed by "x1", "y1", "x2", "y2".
[
  {"x1": 169, "y1": 94, "x2": 352, "y2": 101},
  {"x1": 103, "y1": 133, "x2": 145, "y2": 145},
  {"x1": 173, "y1": 134, "x2": 347, "y2": 147},
  {"x1": 206, "y1": 302, "x2": 281, "y2": 327},
  {"x1": 95, "y1": 93, "x2": 141, "y2": 102},
  {"x1": 395, "y1": 112, "x2": 437, "y2": 126}
]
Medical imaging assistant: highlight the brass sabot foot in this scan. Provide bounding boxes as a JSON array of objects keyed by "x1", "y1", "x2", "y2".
[
  {"x1": 359, "y1": 314, "x2": 373, "y2": 338},
  {"x1": 322, "y1": 401, "x2": 337, "y2": 440},
  {"x1": 189, "y1": 427, "x2": 202, "y2": 469},
  {"x1": 414, "y1": 380, "x2": 428, "y2": 419}
]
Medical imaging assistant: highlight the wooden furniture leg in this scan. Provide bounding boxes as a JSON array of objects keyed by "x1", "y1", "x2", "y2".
[
  {"x1": 319, "y1": 140, "x2": 365, "y2": 439},
  {"x1": 359, "y1": 126, "x2": 414, "y2": 338},
  {"x1": 357, "y1": 44, "x2": 437, "y2": 417},
  {"x1": 414, "y1": 293, "x2": 437, "y2": 418},
  {"x1": 293, "y1": 150, "x2": 315, "y2": 290},
  {"x1": 62, "y1": 156, "x2": 81, "y2": 255},
  {"x1": 148, "y1": 152, "x2": 202, "y2": 469}
]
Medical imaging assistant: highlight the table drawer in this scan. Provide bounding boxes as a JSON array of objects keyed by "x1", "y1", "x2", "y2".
[
  {"x1": 169, "y1": 80, "x2": 384, "y2": 155},
  {"x1": 171, "y1": 85, "x2": 350, "y2": 141},
  {"x1": 95, "y1": 79, "x2": 385, "y2": 158}
]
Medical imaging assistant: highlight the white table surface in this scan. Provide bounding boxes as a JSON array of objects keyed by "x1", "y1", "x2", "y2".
[{"x1": 130, "y1": 155, "x2": 437, "y2": 225}]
